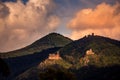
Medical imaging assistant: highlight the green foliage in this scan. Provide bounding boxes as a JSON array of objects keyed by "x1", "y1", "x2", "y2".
[
  {"x1": 39, "y1": 59, "x2": 72, "y2": 69},
  {"x1": 74, "y1": 54, "x2": 120, "y2": 69},
  {"x1": 55, "y1": 59, "x2": 72, "y2": 69},
  {"x1": 59, "y1": 35, "x2": 120, "y2": 65},
  {"x1": 39, "y1": 65, "x2": 76, "y2": 80},
  {"x1": 88, "y1": 41, "x2": 120, "y2": 56},
  {"x1": 16, "y1": 64, "x2": 76, "y2": 80}
]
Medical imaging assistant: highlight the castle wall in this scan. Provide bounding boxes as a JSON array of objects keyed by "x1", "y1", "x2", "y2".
[
  {"x1": 48, "y1": 52, "x2": 61, "y2": 60},
  {"x1": 86, "y1": 49, "x2": 94, "y2": 55}
]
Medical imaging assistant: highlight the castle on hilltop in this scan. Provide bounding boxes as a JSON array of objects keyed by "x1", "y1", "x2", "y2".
[
  {"x1": 79, "y1": 48, "x2": 95, "y2": 66},
  {"x1": 48, "y1": 51, "x2": 61, "y2": 60},
  {"x1": 87, "y1": 33, "x2": 94, "y2": 37},
  {"x1": 86, "y1": 49, "x2": 95, "y2": 55},
  {"x1": 84, "y1": 33, "x2": 95, "y2": 38}
]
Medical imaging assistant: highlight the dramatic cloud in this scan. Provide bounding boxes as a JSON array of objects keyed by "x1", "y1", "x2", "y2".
[
  {"x1": 0, "y1": 0, "x2": 60, "y2": 52},
  {"x1": 68, "y1": 2, "x2": 120, "y2": 40}
]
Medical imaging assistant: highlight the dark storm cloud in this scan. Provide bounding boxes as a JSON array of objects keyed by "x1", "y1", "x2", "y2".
[
  {"x1": 0, "y1": 0, "x2": 28, "y2": 3},
  {"x1": 54, "y1": 0, "x2": 119, "y2": 18},
  {"x1": 0, "y1": 2, "x2": 9, "y2": 18}
]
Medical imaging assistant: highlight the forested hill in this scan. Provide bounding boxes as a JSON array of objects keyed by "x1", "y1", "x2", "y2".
[
  {"x1": 59, "y1": 34, "x2": 120, "y2": 64},
  {"x1": 0, "y1": 33, "x2": 72, "y2": 58}
]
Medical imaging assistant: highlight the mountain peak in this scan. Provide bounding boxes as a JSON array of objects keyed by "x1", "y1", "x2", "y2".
[
  {"x1": 32, "y1": 32, "x2": 72, "y2": 47},
  {"x1": 0, "y1": 33, "x2": 72, "y2": 58},
  {"x1": 44, "y1": 32, "x2": 71, "y2": 40},
  {"x1": 47, "y1": 32, "x2": 62, "y2": 36}
]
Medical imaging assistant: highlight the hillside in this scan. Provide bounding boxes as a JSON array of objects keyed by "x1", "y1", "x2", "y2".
[
  {"x1": 59, "y1": 34, "x2": 120, "y2": 64},
  {"x1": 15, "y1": 65, "x2": 76, "y2": 80},
  {"x1": 4, "y1": 47, "x2": 60, "y2": 80},
  {"x1": 0, "y1": 33, "x2": 72, "y2": 58},
  {"x1": 1, "y1": 33, "x2": 120, "y2": 80},
  {"x1": 6, "y1": 34, "x2": 120, "y2": 80},
  {"x1": 15, "y1": 57, "x2": 73, "y2": 80}
]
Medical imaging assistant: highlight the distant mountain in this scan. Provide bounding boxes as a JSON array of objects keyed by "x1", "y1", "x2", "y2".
[{"x1": 0, "y1": 33, "x2": 72, "y2": 58}]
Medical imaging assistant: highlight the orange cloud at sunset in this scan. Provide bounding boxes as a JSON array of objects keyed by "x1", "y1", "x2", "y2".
[{"x1": 68, "y1": 3, "x2": 120, "y2": 40}]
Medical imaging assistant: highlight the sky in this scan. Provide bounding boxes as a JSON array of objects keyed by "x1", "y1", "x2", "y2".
[{"x1": 0, "y1": 0, "x2": 120, "y2": 52}]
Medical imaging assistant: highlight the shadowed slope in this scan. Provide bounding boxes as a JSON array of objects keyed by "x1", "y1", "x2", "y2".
[{"x1": 0, "y1": 58, "x2": 10, "y2": 78}]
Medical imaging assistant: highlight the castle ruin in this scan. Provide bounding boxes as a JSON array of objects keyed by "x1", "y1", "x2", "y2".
[
  {"x1": 48, "y1": 51, "x2": 61, "y2": 60},
  {"x1": 86, "y1": 49, "x2": 95, "y2": 55}
]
